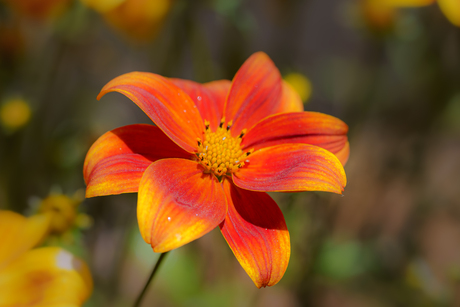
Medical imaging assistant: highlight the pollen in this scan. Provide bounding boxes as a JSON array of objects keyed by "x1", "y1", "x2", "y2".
[{"x1": 196, "y1": 118, "x2": 253, "y2": 177}]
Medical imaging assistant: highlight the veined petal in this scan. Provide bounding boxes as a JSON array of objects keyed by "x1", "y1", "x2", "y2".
[
  {"x1": 438, "y1": 0, "x2": 460, "y2": 26},
  {"x1": 224, "y1": 52, "x2": 283, "y2": 137},
  {"x1": 137, "y1": 159, "x2": 227, "y2": 253},
  {"x1": 205, "y1": 80, "x2": 232, "y2": 103},
  {"x1": 335, "y1": 141, "x2": 350, "y2": 166},
  {"x1": 84, "y1": 124, "x2": 190, "y2": 197},
  {"x1": 170, "y1": 78, "x2": 231, "y2": 131},
  {"x1": 220, "y1": 179, "x2": 290, "y2": 288},
  {"x1": 233, "y1": 144, "x2": 346, "y2": 194},
  {"x1": 98, "y1": 72, "x2": 204, "y2": 153},
  {"x1": 0, "y1": 211, "x2": 50, "y2": 270},
  {"x1": 275, "y1": 81, "x2": 304, "y2": 113},
  {"x1": 241, "y1": 112, "x2": 349, "y2": 165},
  {"x1": 0, "y1": 247, "x2": 92, "y2": 307}
]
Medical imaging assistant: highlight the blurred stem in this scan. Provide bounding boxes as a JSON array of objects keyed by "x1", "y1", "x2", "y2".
[{"x1": 133, "y1": 252, "x2": 169, "y2": 307}]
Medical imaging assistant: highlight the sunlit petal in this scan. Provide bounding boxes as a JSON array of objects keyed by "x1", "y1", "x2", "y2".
[
  {"x1": 0, "y1": 211, "x2": 50, "y2": 270},
  {"x1": 241, "y1": 112, "x2": 349, "y2": 165},
  {"x1": 98, "y1": 72, "x2": 204, "y2": 153},
  {"x1": 170, "y1": 78, "x2": 231, "y2": 131},
  {"x1": 138, "y1": 159, "x2": 227, "y2": 253},
  {"x1": 0, "y1": 247, "x2": 92, "y2": 307},
  {"x1": 224, "y1": 52, "x2": 283, "y2": 136},
  {"x1": 233, "y1": 143, "x2": 346, "y2": 194},
  {"x1": 220, "y1": 179, "x2": 290, "y2": 288},
  {"x1": 84, "y1": 124, "x2": 190, "y2": 197}
]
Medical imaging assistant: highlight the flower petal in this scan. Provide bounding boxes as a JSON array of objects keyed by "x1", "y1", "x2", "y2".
[
  {"x1": 220, "y1": 179, "x2": 290, "y2": 288},
  {"x1": 98, "y1": 72, "x2": 204, "y2": 153},
  {"x1": 0, "y1": 211, "x2": 50, "y2": 270},
  {"x1": 84, "y1": 124, "x2": 190, "y2": 197},
  {"x1": 275, "y1": 81, "x2": 304, "y2": 113},
  {"x1": 170, "y1": 78, "x2": 231, "y2": 131},
  {"x1": 137, "y1": 159, "x2": 227, "y2": 253},
  {"x1": 0, "y1": 247, "x2": 92, "y2": 306},
  {"x1": 241, "y1": 112, "x2": 349, "y2": 165},
  {"x1": 334, "y1": 141, "x2": 350, "y2": 166},
  {"x1": 438, "y1": 0, "x2": 460, "y2": 26},
  {"x1": 224, "y1": 52, "x2": 283, "y2": 137},
  {"x1": 233, "y1": 143, "x2": 346, "y2": 194}
]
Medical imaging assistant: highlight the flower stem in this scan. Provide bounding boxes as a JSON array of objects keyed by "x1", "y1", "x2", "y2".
[{"x1": 133, "y1": 252, "x2": 169, "y2": 307}]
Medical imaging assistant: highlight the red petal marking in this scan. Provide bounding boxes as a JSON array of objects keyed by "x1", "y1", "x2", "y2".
[
  {"x1": 224, "y1": 52, "x2": 283, "y2": 137},
  {"x1": 220, "y1": 179, "x2": 290, "y2": 288},
  {"x1": 84, "y1": 124, "x2": 190, "y2": 197},
  {"x1": 97, "y1": 72, "x2": 204, "y2": 153},
  {"x1": 170, "y1": 78, "x2": 231, "y2": 131},
  {"x1": 274, "y1": 81, "x2": 304, "y2": 113},
  {"x1": 241, "y1": 112, "x2": 349, "y2": 165},
  {"x1": 137, "y1": 159, "x2": 227, "y2": 253},
  {"x1": 233, "y1": 143, "x2": 347, "y2": 194}
]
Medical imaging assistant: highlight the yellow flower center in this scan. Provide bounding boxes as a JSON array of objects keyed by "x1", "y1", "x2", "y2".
[
  {"x1": 196, "y1": 118, "x2": 253, "y2": 177},
  {"x1": 38, "y1": 195, "x2": 77, "y2": 234}
]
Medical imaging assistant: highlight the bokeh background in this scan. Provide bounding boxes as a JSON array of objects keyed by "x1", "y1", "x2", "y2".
[{"x1": 1, "y1": 0, "x2": 460, "y2": 306}]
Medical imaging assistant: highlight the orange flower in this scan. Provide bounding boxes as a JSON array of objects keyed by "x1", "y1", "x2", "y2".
[
  {"x1": 1, "y1": 0, "x2": 71, "y2": 21},
  {"x1": 81, "y1": 0, "x2": 172, "y2": 40},
  {"x1": 84, "y1": 52, "x2": 349, "y2": 288}
]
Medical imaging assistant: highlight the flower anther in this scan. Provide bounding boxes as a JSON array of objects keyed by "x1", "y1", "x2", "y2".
[{"x1": 196, "y1": 118, "x2": 253, "y2": 177}]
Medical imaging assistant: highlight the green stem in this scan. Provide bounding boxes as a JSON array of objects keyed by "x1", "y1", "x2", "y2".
[{"x1": 133, "y1": 252, "x2": 169, "y2": 307}]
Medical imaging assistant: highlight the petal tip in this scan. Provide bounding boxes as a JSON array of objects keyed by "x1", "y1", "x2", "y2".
[{"x1": 152, "y1": 244, "x2": 171, "y2": 254}]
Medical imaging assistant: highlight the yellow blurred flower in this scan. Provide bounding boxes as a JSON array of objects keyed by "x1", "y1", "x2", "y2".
[
  {"x1": 0, "y1": 97, "x2": 31, "y2": 132},
  {"x1": 382, "y1": 0, "x2": 434, "y2": 5},
  {"x1": 361, "y1": 0, "x2": 460, "y2": 28},
  {"x1": 0, "y1": 210, "x2": 92, "y2": 306},
  {"x1": 1, "y1": 0, "x2": 71, "y2": 21},
  {"x1": 437, "y1": 0, "x2": 460, "y2": 26},
  {"x1": 37, "y1": 190, "x2": 92, "y2": 237},
  {"x1": 81, "y1": 0, "x2": 172, "y2": 40},
  {"x1": 283, "y1": 72, "x2": 312, "y2": 102}
]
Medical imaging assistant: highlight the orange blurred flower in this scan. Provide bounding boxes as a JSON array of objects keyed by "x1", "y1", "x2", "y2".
[
  {"x1": 361, "y1": 0, "x2": 398, "y2": 30},
  {"x1": 0, "y1": 210, "x2": 92, "y2": 306},
  {"x1": 84, "y1": 52, "x2": 349, "y2": 287},
  {"x1": 0, "y1": 22, "x2": 25, "y2": 65},
  {"x1": 81, "y1": 0, "x2": 172, "y2": 40},
  {"x1": 1, "y1": 0, "x2": 71, "y2": 21}
]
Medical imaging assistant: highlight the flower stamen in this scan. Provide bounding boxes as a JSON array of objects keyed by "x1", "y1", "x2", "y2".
[{"x1": 196, "y1": 118, "x2": 252, "y2": 177}]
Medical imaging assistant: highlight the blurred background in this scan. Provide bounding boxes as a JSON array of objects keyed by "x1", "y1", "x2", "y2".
[{"x1": 1, "y1": 0, "x2": 460, "y2": 306}]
